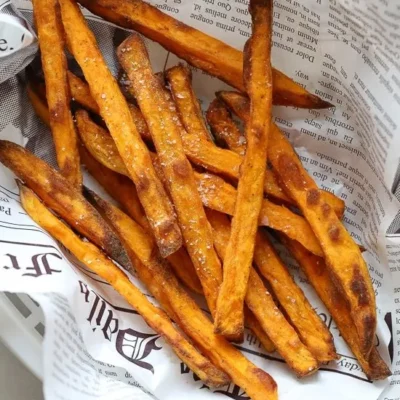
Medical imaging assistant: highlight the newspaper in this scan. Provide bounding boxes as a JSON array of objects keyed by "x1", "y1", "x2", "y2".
[{"x1": 0, "y1": 0, "x2": 400, "y2": 399}]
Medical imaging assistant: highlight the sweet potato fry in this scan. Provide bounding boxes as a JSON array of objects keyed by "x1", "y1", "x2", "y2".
[
  {"x1": 59, "y1": 0, "x2": 181, "y2": 257},
  {"x1": 85, "y1": 191, "x2": 278, "y2": 400},
  {"x1": 79, "y1": 145, "x2": 202, "y2": 294},
  {"x1": 215, "y1": 0, "x2": 274, "y2": 338},
  {"x1": 33, "y1": 0, "x2": 81, "y2": 187},
  {"x1": 206, "y1": 209, "x2": 318, "y2": 376},
  {"x1": 282, "y1": 237, "x2": 390, "y2": 380},
  {"x1": 27, "y1": 82, "x2": 50, "y2": 127},
  {"x1": 269, "y1": 123, "x2": 377, "y2": 357},
  {"x1": 254, "y1": 230, "x2": 337, "y2": 363},
  {"x1": 165, "y1": 65, "x2": 212, "y2": 141},
  {"x1": 78, "y1": 0, "x2": 332, "y2": 109},
  {"x1": 20, "y1": 184, "x2": 227, "y2": 388},
  {"x1": 0, "y1": 140, "x2": 131, "y2": 269},
  {"x1": 67, "y1": 71, "x2": 99, "y2": 113},
  {"x1": 206, "y1": 98, "x2": 290, "y2": 204},
  {"x1": 217, "y1": 90, "x2": 346, "y2": 218},
  {"x1": 117, "y1": 34, "x2": 222, "y2": 316},
  {"x1": 244, "y1": 309, "x2": 275, "y2": 353}
]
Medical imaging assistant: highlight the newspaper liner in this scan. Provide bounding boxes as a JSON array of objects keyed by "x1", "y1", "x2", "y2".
[{"x1": 0, "y1": 0, "x2": 400, "y2": 399}]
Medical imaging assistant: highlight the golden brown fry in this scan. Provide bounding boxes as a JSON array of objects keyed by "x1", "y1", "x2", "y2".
[
  {"x1": 254, "y1": 230, "x2": 337, "y2": 363},
  {"x1": 216, "y1": 1, "x2": 276, "y2": 337},
  {"x1": 78, "y1": 0, "x2": 332, "y2": 109},
  {"x1": 27, "y1": 82, "x2": 50, "y2": 127},
  {"x1": 282, "y1": 237, "x2": 390, "y2": 380},
  {"x1": 165, "y1": 64, "x2": 212, "y2": 141},
  {"x1": 86, "y1": 192, "x2": 278, "y2": 400},
  {"x1": 206, "y1": 98, "x2": 290, "y2": 204},
  {"x1": 33, "y1": 0, "x2": 81, "y2": 187},
  {"x1": 59, "y1": 0, "x2": 181, "y2": 257},
  {"x1": 206, "y1": 209, "x2": 318, "y2": 376},
  {"x1": 76, "y1": 110, "x2": 128, "y2": 176},
  {"x1": 67, "y1": 71, "x2": 99, "y2": 113},
  {"x1": 117, "y1": 34, "x2": 222, "y2": 316},
  {"x1": 217, "y1": 90, "x2": 346, "y2": 218},
  {"x1": 0, "y1": 140, "x2": 131, "y2": 269},
  {"x1": 79, "y1": 145, "x2": 202, "y2": 294},
  {"x1": 244, "y1": 309, "x2": 275, "y2": 353},
  {"x1": 268, "y1": 122, "x2": 376, "y2": 357},
  {"x1": 20, "y1": 184, "x2": 227, "y2": 388}
]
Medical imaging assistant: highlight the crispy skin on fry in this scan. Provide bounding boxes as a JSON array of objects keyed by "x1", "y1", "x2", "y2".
[
  {"x1": 86, "y1": 192, "x2": 278, "y2": 400},
  {"x1": 27, "y1": 82, "x2": 51, "y2": 127},
  {"x1": 76, "y1": 110, "x2": 128, "y2": 176},
  {"x1": 215, "y1": 0, "x2": 274, "y2": 338},
  {"x1": 0, "y1": 140, "x2": 131, "y2": 269},
  {"x1": 206, "y1": 209, "x2": 318, "y2": 376},
  {"x1": 268, "y1": 123, "x2": 376, "y2": 357},
  {"x1": 67, "y1": 71, "x2": 99, "y2": 113},
  {"x1": 282, "y1": 237, "x2": 390, "y2": 380},
  {"x1": 20, "y1": 185, "x2": 227, "y2": 388},
  {"x1": 244, "y1": 309, "x2": 275, "y2": 353},
  {"x1": 217, "y1": 90, "x2": 346, "y2": 218},
  {"x1": 59, "y1": 0, "x2": 181, "y2": 257},
  {"x1": 254, "y1": 230, "x2": 337, "y2": 362},
  {"x1": 206, "y1": 98, "x2": 290, "y2": 204},
  {"x1": 33, "y1": 0, "x2": 81, "y2": 187},
  {"x1": 165, "y1": 65, "x2": 212, "y2": 141},
  {"x1": 117, "y1": 34, "x2": 222, "y2": 316},
  {"x1": 79, "y1": 145, "x2": 203, "y2": 294},
  {"x1": 78, "y1": 0, "x2": 331, "y2": 109}
]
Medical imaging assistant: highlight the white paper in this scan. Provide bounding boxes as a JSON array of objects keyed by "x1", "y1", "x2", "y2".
[{"x1": 1, "y1": 0, "x2": 400, "y2": 399}]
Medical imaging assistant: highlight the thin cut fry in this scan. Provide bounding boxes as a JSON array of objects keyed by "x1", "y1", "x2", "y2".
[
  {"x1": 117, "y1": 34, "x2": 222, "y2": 316},
  {"x1": 206, "y1": 209, "x2": 318, "y2": 376},
  {"x1": 282, "y1": 237, "x2": 391, "y2": 380},
  {"x1": 33, "y1": 0, "x2": 81, "y2": 187},
  {"x1": 268, "y1": 122, "x2": 376, "y2": 357},
  {"x1": 0, "y1": 140, "x2": 131, "y2": 269},
  {"x1": 216, "y1": 0, "x2": 277, "y2": 337},
  {"x1": 79, "y1": 146, "x2": 203, "y2": 294},
  {"x1": 27, "y1": 82, "x2": 50, "y2": 127},
  {"x1": 59, "y1": 0, "x2": 182, "y2": 257},
  {"x1": 165, "y1": 65, "x2": 212, "y2": 141},
  {"x1": 217, "y1": 90, "x2": 346, "y2": 218},
  {"x1": 78, "y1": 0, "x2": 332, "y2": 109},
  {"x1": 85, "y1": 191, "x2": 278, "y2": 400},
  {"x1": 67, "y1": 71, "x2": 99, "y2": 113},
  {"x1": 254, "y1": 230, "x2": 337, "y2": 362},
  {"x1": 20, "y1": 184, "x2": 228, "y2": 388}
]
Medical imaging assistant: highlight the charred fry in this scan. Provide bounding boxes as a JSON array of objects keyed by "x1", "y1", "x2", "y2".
[
  {"x1": 59, "y1": 0, "x2": 182, "y2": 257},
  {"x1": 0, "y1": 140, "x2": 131, "y2": 270},
  {"x1": 33, "y1": 0, "x2": 81, "y2": 186},
  {"x1": 77, "y1": 0, "x2": 331, "y2": 109}
]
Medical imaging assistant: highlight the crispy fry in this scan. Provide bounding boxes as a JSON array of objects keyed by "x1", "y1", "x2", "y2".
[
  {"x1": 282, "y1": 237, "x2": 390, "y2": 380},
  {"x1": 165, "y1": 64, "x2": 212, "y2": 141},
  {"x1": 78, "y1": 0, "x2": 332, "y2": 109},
  {"x1": 59, "y1": 0, "x2": 181, "y2": 257},
  {"x1": 244, "y1": 309, "x2": 275, "y2": 353},
  {"x1": 117, "y1": 34, "x2": 222, "y2": 316},
  {"x1": 27, "y1": 82, "x2": 50, "y2": 127},
  {"x1": 20, "y1": 184, "x2": 227, "y2": 388},
  {"x1": 217, "y1": 90, "x2": 346, "y2": 218},
  {"x1": 86, "y1": 192, "x2": 278, "y2": 400},
  {"x1": 67, "y1": 71, "x2": 99, "y2": 113},
  {"x1": 0, "y1": 140, "x2": 131, "y2": 269},
  {"x1": 254, "y1": 230, "x2": 337, "y2": 362},
  {"x1": 206, "y1": 209, "x2": 318, "y2": 376},
  {"x1": 33, "y1": 0, "x2": 81, "y2": 187},
  {"x1": 216, "y1": 0, "x2": 276, "y2": 337},
  {"x1": 206, "y1": 98, "x2": 290, "y2": 204},
  {"x1": 269, "y1": 123, "x2": 376, "y2": 356},
  {"x1": 79, "y1": 145, "x2": 203, "y2": 294}
]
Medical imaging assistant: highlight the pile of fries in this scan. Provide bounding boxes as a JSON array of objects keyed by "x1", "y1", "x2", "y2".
[{"x1": 0, "y1": 0, "x2": 391, "y2": 398}]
